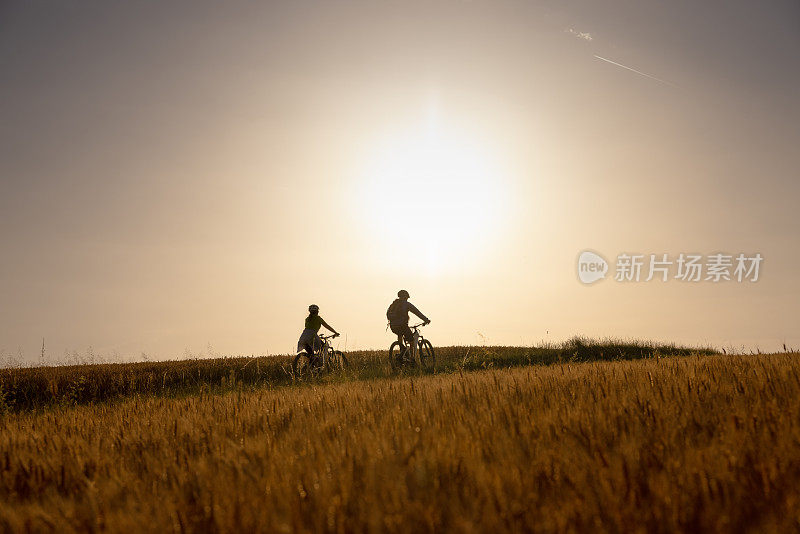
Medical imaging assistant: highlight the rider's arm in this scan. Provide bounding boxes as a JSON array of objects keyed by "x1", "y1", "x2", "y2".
[
  {"x1": 320, "y1": 318, "x2": 340, "y2": 336},
  {"x1": 407, "y1": 303, "x2": 430, "y2": 324}
]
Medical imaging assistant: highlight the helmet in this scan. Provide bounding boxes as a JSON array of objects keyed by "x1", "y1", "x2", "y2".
[
  {"x1": 397, "y1": 290, "x2": 410, "y2": 299},
  {"x1": 308, "y1": 304, "x2": 319, "y2": 313}
]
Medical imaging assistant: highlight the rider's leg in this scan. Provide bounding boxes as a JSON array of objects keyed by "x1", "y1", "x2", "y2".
[
  {"x1": 304, "y1": 342, "x2": 320, "y2": 367},
  {"x1": 390, "y1": 324, "x2": 411, "y2": 357},
  {"x1": 401, "y1": 326, "x2": 415, "y2": 358},
  {"x1": 311, "y1": 336, "x2": 325, "y2": 366}
]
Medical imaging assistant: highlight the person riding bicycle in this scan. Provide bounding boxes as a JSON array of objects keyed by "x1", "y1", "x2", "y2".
[
  {"x1": 386, "y1": 290, "x2": 430, "y2": 349},
  {"x1": 297, "y1": 304, "x2": 339, "y2": 362}
]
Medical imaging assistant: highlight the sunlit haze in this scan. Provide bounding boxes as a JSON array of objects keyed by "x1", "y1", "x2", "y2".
[{"x1": 1, "y1": 0, "x2": 798, "y2": 363}]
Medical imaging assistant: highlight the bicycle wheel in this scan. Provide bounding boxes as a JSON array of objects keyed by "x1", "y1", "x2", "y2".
[
  {"x1": 292, "y1": 352, "x2": 318, "y2": 379},
  {"x1": 329, "y1": 350, "x2": 348, "y2": 371},
  {"x1": 389, "y1": 341, "x2": 406, "y2": 371},
  {"x1": 418, "y1": 339, "x2": 435, "y2": 371}
]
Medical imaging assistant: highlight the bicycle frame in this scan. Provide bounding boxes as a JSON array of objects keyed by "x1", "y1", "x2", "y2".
[
  {"x1": 402, "y1": 323, "x2": 426, "y2": 365},
  {"x1": 388, "y1": 322, "x2": 434, "y2": 371},
  {"x1": 293, "y1": 332, "x2": 347, "y2": 378},
  {"x1": 315, "y1": 334, "x2": 336, "y2": 366}
]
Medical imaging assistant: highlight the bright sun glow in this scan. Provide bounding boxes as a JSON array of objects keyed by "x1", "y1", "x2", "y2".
[{"x1": 357, "y1": 119, "x2": 509, "y2": 274}]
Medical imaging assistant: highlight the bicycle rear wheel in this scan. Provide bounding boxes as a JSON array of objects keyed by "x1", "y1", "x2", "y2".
[
  {"x1": 418, "y1": 339, "x2": 435, "y2": 371},
  {"x1": 389, "y1": 341, "x2": 405, "y2": 371}
]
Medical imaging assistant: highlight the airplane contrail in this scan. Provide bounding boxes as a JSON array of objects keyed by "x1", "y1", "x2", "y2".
[{"x1": 594, "y1": 54, "x2": 678, "y2": 88}]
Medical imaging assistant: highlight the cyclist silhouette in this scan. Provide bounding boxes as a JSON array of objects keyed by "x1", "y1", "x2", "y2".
[
  {"x1": 297, "y1": 304, "x2": 339, "y2": 359},
  {"x1": 386, "y1": 290, "x2": 430, "y2": 347}
]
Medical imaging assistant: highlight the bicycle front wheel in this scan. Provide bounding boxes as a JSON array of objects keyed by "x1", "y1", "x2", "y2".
[{"x1": 418, "y1": 339, "x2": 435, "y2": 371}]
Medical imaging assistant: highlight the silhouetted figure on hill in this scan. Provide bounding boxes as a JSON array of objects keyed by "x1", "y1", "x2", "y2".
[
  {"x1": 297, "y1": 304, "x2": 339, "y2": 360},
  {"x1": 386, "y1": 290, "x2": 430, "y2": 347}
]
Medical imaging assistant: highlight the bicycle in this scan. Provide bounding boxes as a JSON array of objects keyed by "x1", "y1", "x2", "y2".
[
  {"x1": 389, "y1": 323, "x2": 435, "y2": 371},
  {"x1": 292, "y1": 334, "x2": 348, "y2": 379}
]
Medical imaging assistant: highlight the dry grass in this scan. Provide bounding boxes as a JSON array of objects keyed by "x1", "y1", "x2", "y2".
[
  {"x1": 0, "y1": 339, "x2": 712, "y2": 412},
  {"x1": 1, "y1": 352, "x2": 799, "y2": 532}
]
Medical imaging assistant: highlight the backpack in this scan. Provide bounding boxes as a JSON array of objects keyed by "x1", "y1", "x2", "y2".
[{"x1": 386, "y1": 299, "x2": 404, "y2": 323}]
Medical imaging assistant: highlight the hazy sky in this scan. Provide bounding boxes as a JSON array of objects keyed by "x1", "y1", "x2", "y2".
[{"x1": 1, "y1": 0, "x2": 798, "y2": 363}]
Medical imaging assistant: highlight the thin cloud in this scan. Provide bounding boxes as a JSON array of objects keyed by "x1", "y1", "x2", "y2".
[
  {"x1": 566, "y1": 28, "x2": 593, "y2": 41},
  {"x1": 593, "y1": 54, "x2": 678, "y2": 88}
]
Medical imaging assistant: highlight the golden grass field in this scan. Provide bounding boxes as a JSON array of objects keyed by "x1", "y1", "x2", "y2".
[{"x1": 1, "y1": 347, "x2": 799, "y2": 533}]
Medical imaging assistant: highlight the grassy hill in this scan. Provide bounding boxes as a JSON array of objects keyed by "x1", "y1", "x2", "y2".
[
  {"x1": 0, "y1": 338, "x2": 714, "y2": 412},
  {"x1": 1, "y1": 348, "x2": 798, "y2": 532}
]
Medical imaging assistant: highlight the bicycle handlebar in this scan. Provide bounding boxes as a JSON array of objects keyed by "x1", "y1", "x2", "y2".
[
  {"x1": 319, "y1": 333, "x2": 339, "y2": 340},
  {"x1": 410, "y1": 323, "x2": 427, "y2": 329}
]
